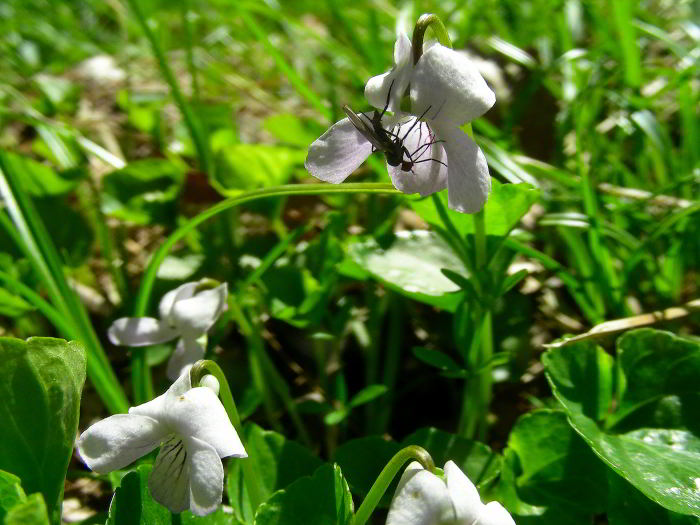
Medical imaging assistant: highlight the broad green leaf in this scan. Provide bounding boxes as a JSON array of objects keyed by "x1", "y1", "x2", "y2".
[
  {"x1": 0, "y1": 470, "x2": 26, "y2": 521},
  {"x1": 262, "y1": 114, "x2": 322, "y2": 148},
  {"x1": 35, "y1": 198, "x2": 94, "y2": 267},
  {"x1": 607, "y1": 471, "x2": 698, "y2": 525},
  {"x1": 348, "y1": 231, "x2": 465, "y2": 312},
  {"x1": 101, "y1": 159, "x2": 185, "y2": 225},
  {"x1": 107, "y1": 465, "x2": 238, "y2": 524},
  {"x1": 227, "y1": 423, "x2": 322, "y2": 524},
  {"x1": 410, "y1": 181, "x2": 540, "y2": 237},
  {"x1": 0, "y1": 337, "x2": 86, "y2": 520},
  {"x1": 506, "y1": 410, "x2": 607, "y2": 514},
  {"x1": 544, "y1": 329, "x2": 700, "y2": 516},
  {"x1": 253, "y1": 463, "x2": 353, "y2": 525},
  {"x1": 541, "y1": 341, "x2": 614, "y2": 421},
  {"x1": 211, "y1": 144, "x2": 305, "y2": 195},
  {"x1": 0, "y1": 152, "x2": 81, "y2": 196},
  {"x1": 4, "y1": 493, "x2": 49, "y2": 525}
]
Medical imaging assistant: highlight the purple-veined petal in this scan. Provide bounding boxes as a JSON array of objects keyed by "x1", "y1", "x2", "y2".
[
  {"x1": 365, "y1": 32, "x2": 413, "y2": 112},
  {"x1": 444, "y1": 460, "x2": 483, "y2": 524},
  {"x1": 386, "y1": 117, "x2": 448, "y2": 196},
  {"x1": 433, "y1": 123, "x2": 491, "y2": 214},
  {"x1": 165, "y1": 385, "x2": 247, "y2": 459},
  {"x1": 386, "y1": 462, "x2": 455, "y2": 525},
  {"x1": 77, "y1": 414, "x2": 167, "y2": 473},
  {"x1": 107, "y1": 317, "x2": 177, "y2": 347},
  {"x1": 305, "y1": 117, "x2": 373, "y2": 183},
  {"x1": 411, "y1": 44, "x2": 496, "y2": 127},
  {"x1": 185, "y1": 436, "x2": 225, "y2": 516},
  {"x1": 159, "y1": 281, "x2": 199, "y2": 322},
  {"x1": 170, "y1": 283, "x2": 227, "y2": 338},
  {"x1": 148, "y1": 435, "x2": 191, "y2": 513},
  {"x1": 166, "y1": 337, "x2": 205, "y2": 381}
]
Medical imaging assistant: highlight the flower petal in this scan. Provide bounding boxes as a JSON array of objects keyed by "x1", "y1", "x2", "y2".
[
  {"x1": 77, "y1": 414, "x2": 167, "y2": 473},
  {"x1": 166, "y1": 337, "x2": 205, "y2": 381},
  {"x1": 386, "y1": 117, "x2": 448, "y2": 196},
  {"x1": 477, "y1": 502, "x2": 516, "y2": 525},
  {"x1": 305, "y1": 118, "x2": 373, "y2": 183},
  {"x1": 410, "y1": 44, "x2": 496, "y2": 127},
  {"x1": 185, "y1": 436, "x2": 225, "y2": 516},
  {"x1": 130, "y1": 367, "x2": 193, "y2": 421},
  {"x1": 149, "y1": 435, "x2": 191, "y2": 513},
  {"x1": 159, "y1": 281, "x2": 199, "y2": 322},
  {"x1": 365, "y1": 32, "x2": 413, "y2": 112},
  {"x1": 444, "y1": 460, "x2": 482, "y2": 523},
  {"x1": 170, "y1": 283, "x2": 228, "y2": 338},
  {"x1": 108, "y1": 317, "x2": 177, "y2": 347},
  {"x1": 433, "y1": 123, "x2": 491, "y2": 214},
  {"x1": 386, "y1": 462, "x2": 455, "y2": 525},
  {"x1": 165, "y1": 386, "x2": 247, "y2": 459}
]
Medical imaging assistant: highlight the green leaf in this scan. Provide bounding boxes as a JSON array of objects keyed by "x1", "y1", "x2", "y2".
[
  {"x1": 410, "y1": 181, "x2": 540, "y2": 237},
  {"x1": 211, "y1": 145, "x2": 305, "y2": 195},
  {"x1": 506, "y1": 410, "x2": 607, "y2": 514},
  {"x1": 348, "y1": 384, "x2": 388, "y2": 408},
  {"x1": 253, "y1": 463, "x2": 353, "y2": 525},
  {"x1": 0, "y1": 288, "x2": 35, "y2": 318},
  {"x1": 106, "y1": 465, "x2": 170, "y2": 525},
  {"x1": 35, "y1": 198, "x2": 94, "y2": 267},
  {"x1": 0, "y1": 152, "x2": 81, "y2": 196},
  {"x1": 412, "y1": 347, "x2": 463, "y2": 372},
  {"x1": 227, "y1": 423, "x2": 322, "y2": 524},
  {"x1": 0, "y1": 470, "x2": 27, "y2": 521},
  {"x1": 4, "y1": 492, "x2": 50, "y2": 525},
  {"x1": 348, "y1": 231, "x2": 466, "y2": 312},
  {"x1": 0, "y1": 337, "x2": 86, "y2": 520},
  {"x1": 101, "y1": 159, "x2": 185, "y2": 225},
  {"x1": 544, "y1": 329, "x2": 700, "y2": 516},
  {"x1": 262, "y1": 114, "x2": 323, "y2": 148}
]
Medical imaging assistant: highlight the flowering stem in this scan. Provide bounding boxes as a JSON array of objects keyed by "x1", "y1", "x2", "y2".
[
  {"x1": 352, "y1": 445, "x2": 435, "y2": 525},
  {"x1": 412, "y1": 13, "x2": 452, "y2": 64},
  {"x1": 190, "y1": 360, "x2": 266, "y2": 512}
]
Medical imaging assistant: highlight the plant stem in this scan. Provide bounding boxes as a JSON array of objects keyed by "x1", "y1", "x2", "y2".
[{"x1": 352, "y1": 446, "x2": 435, "y2": 525}]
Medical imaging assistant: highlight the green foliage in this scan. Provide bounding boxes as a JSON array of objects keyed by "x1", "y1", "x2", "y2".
[
  {"x1": 102, "y1": 158, "x2": 186, "y2": 225},
  {"x1": 544, "y1": 329, "x2": 700, "y2": 516},
  {"x1": 253, "y1": 463, "x2": 354, "y2": 525},
  {"x1": 227, "y1": 423, "x2": 322, "y2": 524},
  {"x1": 0, "y1": 338, "x2": 86, "y2": 522}
]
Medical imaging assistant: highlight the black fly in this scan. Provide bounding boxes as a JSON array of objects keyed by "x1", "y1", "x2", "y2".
[{"x1": 343, "y1": 81, "x2": 447, "y2": 173}]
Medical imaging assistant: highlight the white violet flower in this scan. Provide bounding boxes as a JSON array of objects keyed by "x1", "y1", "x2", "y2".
[
  {"x1": 108, "y1": 279, "x2": 228, "y2": 380},
  {"x1": 306, "y1": 32, "x2": 495, "y2": 214},
  {"x1": 386, "y1": 461, "x2": 514, "y2": 525},
  {"x1": 77, "y1": 368, "x2": 247, "y2": 516}
]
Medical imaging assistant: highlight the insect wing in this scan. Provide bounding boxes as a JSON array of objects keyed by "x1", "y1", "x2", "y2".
[{"x1": 343, "y1": 105, "x2": 387, "y2": 151}]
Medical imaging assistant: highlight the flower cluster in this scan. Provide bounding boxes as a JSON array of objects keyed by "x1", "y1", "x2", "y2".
[{"x1": 306, "y1": 32, "x2": 495, "y2": 213}]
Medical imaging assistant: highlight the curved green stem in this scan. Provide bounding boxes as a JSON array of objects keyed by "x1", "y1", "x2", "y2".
[
  {"x1": 191, "y1": 360, "x2": 265, "y2": 512},
  {"x1": 412, "y1": 13, "x2": 452, "y2": 64},
  {"x1": 352, "y1": 445, "x2": 435, "y2": 525}
]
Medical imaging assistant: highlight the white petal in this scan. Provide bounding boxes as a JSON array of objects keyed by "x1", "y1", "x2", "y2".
[
  {"x1": 185, "y1": 436, "x2": 225, "y2": 516},
  {"x1": 166, "y1": 337, "x2": 206, "y2": 381},
  {"x1": 386, "y1": 462, "x2": 455, "y2": 525},
  {"x1": 170, "y1": 283, "x2": 227, "y2": 338},
  {"x1": 444, "y1": 460, "x2": 482, "y2": 524},
  {"x1": 165, "y1": 386, "x2": 247, "y2": 459},
  {"x1": 386, "y1": 117, "x2": 448, "y2": 196},
  {"x1": 433, "y1": 124, "x2": 491, "y2": 214},
  {"x1": 77, "y1": 414, "x2": 167, "y2": 473},
  {"x1": 130, "y1": 368, "x2": 192, "y2": 420},
  {"x1": 305, "y1": 117, "x2": 373, "y2": 183},
  {"x1": 149, "y1": 435, "x2": 191, "y2": 513},
  {"x1": 410, "y1": 45, "x2": 496, "y2": 127},
  {"x1": 477, "y1": 502, "x2": 516, "y2": 525},
  {"x1": 365, "y1": 32, "x2": 413, "y2": 112},
  {"x1": 108, "y1": 317, "x2": 177, "y2": 347},
  {"x1": 159, "y1": 282, "x2": 199, "y2": 322}
]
